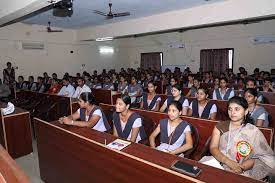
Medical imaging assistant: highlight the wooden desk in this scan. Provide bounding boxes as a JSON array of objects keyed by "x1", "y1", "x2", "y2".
[
  {"x1": 99, "y1": 103, "x2": 274, "y2": 155},
  {"x1": 0, "y1": 145, "x2": 30, "y2": 183},
  {"x1": 34, "y1": 118, "x2": 261, "y2": 183},
  {"x1": 0, "y1": 103, "x2": 33, "y2": 158}
]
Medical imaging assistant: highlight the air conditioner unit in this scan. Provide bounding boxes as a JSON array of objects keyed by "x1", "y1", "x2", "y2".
[
  {"x1": 251, "y1": 36, "x2": 275, "y2": 45},
  {"x1": 22, "y1": 42, "x2": 45, "y2": 50},
  {"x1": 168, "y1": 42, "x2": 185, "y2": 49}
]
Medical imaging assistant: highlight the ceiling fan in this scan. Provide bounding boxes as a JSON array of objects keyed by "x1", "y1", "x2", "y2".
[
  {"x1": 44, "y1": 21, "x2": 63, "y2": 33},
  {"x1": 93, "y1": 3, "x2": 130, "y2": 19}
]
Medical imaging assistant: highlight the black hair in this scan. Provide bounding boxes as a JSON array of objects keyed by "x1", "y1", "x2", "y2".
[
  {"x1": 220, "y1": 77, "x2": 228, "y2": 83},
  {"x1": 62, "y1": 77, "x2": 69, "y2": 81},
  {"x1": 246, "y1": 78, "x2": 257, "y2": 86},
  {"x1": 264, "y1": 77, "x2": 272, "y2": 83},
  {"x1": 244, "y1": 88, "x2": 258, "y2": 98},
  {"x1": 79, "y1": 92, "x2": 96, "y2": 105},
  {"x1": 18, "y1": 76, "x2": 24, "y2": 80},
  {"x1": 227, "y1": 96, "x2": 253, "y2": 125},
  {"x1": 168, "y1": 100, "x2": 183, "y2": 112},
  {"x1": 120, "y1": 94, "x2": 131, "y2": 108},
  {"x1": 77, "y1": 77, "x2": 85, "y2": 82},
  {"x1": 197, "y1": 87, "x2": 209, "y2": 95},
  {"x1": 29, "y1": 76, "x2": 34, "y2": 80},
  {"x1": 147, "y1": 80, "x2": 157, "y2": 87},
  {"x1": 172, "y1": 84, "x2": 182, "y2": 92},
  {"x1": 6, "y1": 62, "x2": 11, "y2": 66}
]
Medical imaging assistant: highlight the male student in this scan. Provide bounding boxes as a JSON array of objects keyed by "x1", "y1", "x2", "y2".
[
  {"x1": 72, "y1": 77, "x2": 91, "y2": 98},
  {"x1": 58, "y1": 77, "x2": 75, "y2": 97}
]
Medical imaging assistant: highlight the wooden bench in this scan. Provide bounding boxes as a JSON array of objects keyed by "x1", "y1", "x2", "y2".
[
  {"x1": 0, "y1": 102, "x2": 33, "y2": 158},
  {"x1": 15, "y1": 90, "x2": 71, "y2": 122},
  {"x1": 99, "y1": 103, "x2": 274, "y2": 157},
  {"x1": 34, "y1": 118, "x2": 262, "y2": 183},
  {"x1": 0, "y1": 145, "x2": 30, "y2": 183}
]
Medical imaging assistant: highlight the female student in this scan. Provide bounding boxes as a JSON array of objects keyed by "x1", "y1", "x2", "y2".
[
  {"x1": 209, "y1": 96, "x2": 275, "y2": 180},
  {"x1": 165, "y1": 77, "x2": 178, "y2": 95},
  {"x1": 187, "y1": 87, "x2": 217, "y2": 120},
  {"x1": 186, "y1": 78, "x2": 200, "y2": 97},
  {"x1": 244, "y1": 88, "x2": 269, "y2": 127},
  {"x1": 149, "y1": 101, "x2": 193, "y2": 155},
  {"x1": 160, "y1": 84, "x2": 189, "y2": 115},
  {"x1": 59, "y1": 92, "x2": 111, "y2": 132},
  {"x1": 140, "y1": 81, "x2": 161, "y2": 111},
  {"x1": 212, "y1": 77, "x2": 234, "y2": 100},
  {"x1": 126, "y1": 76, "x2": 143, "y2": 104},
  {"x1": 113, "y1": 94, "x2": 146, "y2": 143},
  {"x1": 117, "y1": 75, "x2": 128, "y2": 94}
]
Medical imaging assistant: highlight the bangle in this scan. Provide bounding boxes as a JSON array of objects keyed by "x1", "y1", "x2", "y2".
[{"x1": 71, "y1": 120, "x2": 74, "y2": 124}]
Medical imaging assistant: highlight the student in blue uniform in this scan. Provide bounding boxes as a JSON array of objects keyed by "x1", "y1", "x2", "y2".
[
  {"x1": 187, "y1": 87, "x2": 217, "y2": 120},
  {"x1": 244, "y1": 88, "x2": 269, "y2": 127},
  {"x1": 186, "y1": 77, "x2": 201, "y2": 97},
  {"x1": 59, "y1": 92, "x2": 111, "y2": 132},
  {"x1": 113, "y1": 94, "x2": 146, "y2": 143},
  {"x1": 159, "y1": 84, "x2": 189, "y2": 115},
  {"x1": 212, "y1": 77, "x2": 234, "y2": 100},
  {"x1": 140, "y1": 81, "x2": 161, "y2": 111},
  {"x1": 149, "y1": 101, "x2": 193, "y2": 155},
  {"x1": 165, "y1": 77, "x2": 178, "y2": 95}
]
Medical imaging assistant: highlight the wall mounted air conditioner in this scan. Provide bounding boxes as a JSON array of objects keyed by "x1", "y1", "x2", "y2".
[
  {"x1": 22, "y1": 42, "x2": 45, "y2": 50},
  {"x1": 168, "y1": 42, "x2": 185, "y2": 48},
  {"x1": 251, "y1": 36, "x2": 275, "y2": 45}
]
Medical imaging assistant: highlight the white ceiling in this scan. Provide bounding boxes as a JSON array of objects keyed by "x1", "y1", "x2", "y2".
[{"x1": 22, "y1": 0, "x2": 224, "y2": 29}]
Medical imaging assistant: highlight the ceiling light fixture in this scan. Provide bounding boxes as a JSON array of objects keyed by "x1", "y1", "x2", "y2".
[{"x1": 96, "y1": 37, "x2": 113, "y2": 42}]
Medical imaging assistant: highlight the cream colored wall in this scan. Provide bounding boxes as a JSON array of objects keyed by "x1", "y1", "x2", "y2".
[
  {"x1": 1, "y1": 18, "x2": 275, "y2": 81},
  {"x1": 125, "y1": 19, "x2": 275, "y2": 74},
  {"x1": 0, "y1": 23, "x2": 130, "y2": 81}
]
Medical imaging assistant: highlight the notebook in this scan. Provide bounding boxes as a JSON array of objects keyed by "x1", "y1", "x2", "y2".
[{"x1": 107, "y1": 139, "x2": 131, "y2": 151}]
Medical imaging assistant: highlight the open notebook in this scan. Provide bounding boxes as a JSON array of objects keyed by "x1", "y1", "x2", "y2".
[{"x1": 107, "y1": 139, "x2": 131, "y2": 151}]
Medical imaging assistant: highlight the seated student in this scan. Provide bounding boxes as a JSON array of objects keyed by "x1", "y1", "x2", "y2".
[
  {"x1": 102, "y1": 76, "x2": 114, "y2": 90},
  {"x1": 244, "y1": 88, "x2": 269, "y2": 127},
  {"x1": 186, "y1": 78, "x2": 200, "y2": 97},
  {"x1": 213, "y1": 77, "x2": 220, "y2": 90},
  {"x1": 209, "y1": 96, "x2": 275, "y2": 180},
  {"x1": 43, "y1": 72, "x2": 51, "y2": 84},
  {"x1": 36, "y1": 76, "x2": 46, "y2": 93},
  {"x1": 117, "y1": 75, "x2": 128, "y2": 94},
  {"x1": 27, "y1": 76, "x2": 37, "y2": 91},
  {"x1": 165, "y1": 77, "x2": 178, "y2": 95},
  {"x1": 159, "y1": 84, "x2": 189, "y2": 115},
  {"x1": 91, "y1": 77, "x2": 102, "y2": 89},
  {"x1": 187, "y1": 87, "x2": 217, "y2": 120},
  {"x1": 212, "y1": 77, "x2": 234, "y2": 100},
  {"x1": 112, "y1": 94, "x2": 146, "y2": 143},
  {"x1": 149, "y1": 101, "x2": 193, "y2": 155},
  {"x1": 72, "y1": 77, "x2": 91, "y2": 98},
  {"x1": 235, "y1": 78, "x2": 245, "y2": 96},
  {"x1": 203, "y1": 72, "x2": 213, "y2": 84},
  {"x1": 52, "y1": 73, "x2": 58, "y2": 80},
  {"x1": 16, "y1": 76, "x2": 28, "y2": 90},
  {"x1": 185, "y1": 74, "x2": 194, "y2": 88},
  {"x1": 258, "y1": 77, "x2": 275, "y2": 92},
  {"x1": 126, "y1": 76, "x2": 143, "y2": 105},
  {"x1": 58, "y1": 77, "x2": 75, "y2": 97},
  {"x1": 47, "y1": 78, "x2": 62, "y2": 94},
  {"x1": 245, "y1": 78, "x2": 264, "y2": 103},
  {"x1": 140, "y1": 81, "x2": 161, "y2": 111},
  {"x1": 59, "y1": 92, "x2": 110, "y2": 132}
]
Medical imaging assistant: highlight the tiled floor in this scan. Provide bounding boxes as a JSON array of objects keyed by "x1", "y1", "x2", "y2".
[{"x1": 15, "y1": 141, "x2": 44, "y2": 183}]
